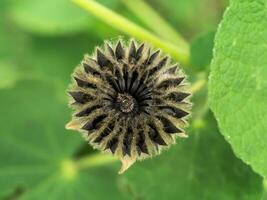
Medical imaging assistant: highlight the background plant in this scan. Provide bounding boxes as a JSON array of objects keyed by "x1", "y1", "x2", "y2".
[{"x1": 0, "y1": 0, "x2": 266, "y2": 199}]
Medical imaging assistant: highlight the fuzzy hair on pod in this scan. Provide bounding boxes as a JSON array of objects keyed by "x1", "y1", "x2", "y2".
[{"x1": 66, "y1": 39, "x2": 192, "y2": 173}]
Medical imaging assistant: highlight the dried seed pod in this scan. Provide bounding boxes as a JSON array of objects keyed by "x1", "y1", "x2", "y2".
[{"x1": 66, "y1": 39, "x2": 192, "y2": 173}]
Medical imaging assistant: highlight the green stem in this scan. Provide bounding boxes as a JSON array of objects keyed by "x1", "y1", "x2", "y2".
[
  {"x1": 264, "y1": 178, "x2": 267, "y2": 190},
  {"x1": 72, "y1": 0, "x2": 189, "y2": 65},
  {"x1": 76, "y1": 153, "x2": 118, "y2": 170},
  {"x1": 121, "y1": 0, "x2": 189, "y2": 50},
  {"x1": 262, "y1": 179, "x2": 267, "y2": 200}
]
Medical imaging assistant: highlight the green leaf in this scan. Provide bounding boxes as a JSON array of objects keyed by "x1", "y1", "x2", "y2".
[
  {"x1": 8, "y1": 0, "x2": 118, "y2": 35},
  {"x1": 0, "y1": 16, "x2": 30, "y2": 61},
  {"x1": 119, "y1": 113, "x2": 263, "y2": 200},
  {"x1": 0, "y1": 0, "x2": 9, "y2": 12},
  {"x1": 0, "y1": 62, "x2": 17, "y2": 89},
  {"x1": 190, "y1": 30, "x2": 215, "y2": 70},
  {"x1": 209, "y1": 0, "x2": 267, "y2": 177},
  {"x1": 25, "y1": 35, "x2": 99, "y2": 84},
  {"x1": 0, "y1": 80, "x2": 125, "y2": 200},
  {"x1": 0, "y1": 13, "x2": 31, "y2": 90}
]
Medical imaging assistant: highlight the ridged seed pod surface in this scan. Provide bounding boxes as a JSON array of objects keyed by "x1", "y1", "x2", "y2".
[{"x1": 66, "y1": 39, "x2": 192, "y2": 173}]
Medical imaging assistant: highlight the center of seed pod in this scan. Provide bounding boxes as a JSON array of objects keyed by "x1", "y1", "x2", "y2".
[{"x1": 117, "y1": 93, "x2": 135, "y2": 113}]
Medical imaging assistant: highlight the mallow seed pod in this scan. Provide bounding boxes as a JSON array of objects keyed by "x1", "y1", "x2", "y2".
[{"x1": 66, "y1": 39, "x2": 192, "y2": 173}]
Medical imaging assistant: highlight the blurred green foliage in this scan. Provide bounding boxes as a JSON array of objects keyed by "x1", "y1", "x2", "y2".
[
  {"x1": 147, "y1": 0, "x2": 227, "y2": 38},
  {"x1": 8, "y1": 0, "x2": 117, "y2": 36},
  {"x1": 190, "y1": 30, "x2": 215, "y2": 71},
  {"x1": 0, "y1": 0, "x2": 265, "y2": 199}
]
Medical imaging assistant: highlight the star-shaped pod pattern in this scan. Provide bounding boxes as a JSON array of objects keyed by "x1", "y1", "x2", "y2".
[{"x1": 66, "y1": 39, "x2": 192, "y2": 173}]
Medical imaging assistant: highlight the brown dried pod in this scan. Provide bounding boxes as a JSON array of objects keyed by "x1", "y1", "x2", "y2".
[{"x1": 66, "y1": 39, "x2": 192, "y2": 173}]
